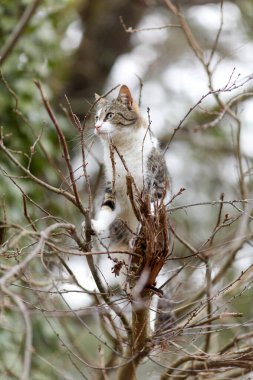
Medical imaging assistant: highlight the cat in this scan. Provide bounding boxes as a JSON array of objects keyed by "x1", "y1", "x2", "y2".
[{"x1": 87, "y1": 85, "x2": 169, "y2": 285}]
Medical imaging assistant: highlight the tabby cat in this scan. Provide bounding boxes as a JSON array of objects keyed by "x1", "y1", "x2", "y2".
[{"x1": 89, "y1": 85, "x2": 169, "y2": 281}]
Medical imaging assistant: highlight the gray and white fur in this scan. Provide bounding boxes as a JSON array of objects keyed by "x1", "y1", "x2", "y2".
[{"x1": 89, "y1": 85, "x2": 169, "y2": 278}]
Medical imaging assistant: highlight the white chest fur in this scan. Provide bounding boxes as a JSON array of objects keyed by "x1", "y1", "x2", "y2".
[{"x1": 102, "y1": 128, "x2": 156, "y2": 199}]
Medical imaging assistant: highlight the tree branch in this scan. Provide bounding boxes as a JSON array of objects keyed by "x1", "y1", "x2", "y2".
[{"x1": 0, "y1": 0, "x2": 42, "y2": 65}]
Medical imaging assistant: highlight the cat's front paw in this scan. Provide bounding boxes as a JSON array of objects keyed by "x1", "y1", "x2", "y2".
[
  {"x1": 82, "y1": 219, "x2": 107, "y2": 235},
  {"x1": 91, "y1": 219, "x2": 107, "y2": 235}
]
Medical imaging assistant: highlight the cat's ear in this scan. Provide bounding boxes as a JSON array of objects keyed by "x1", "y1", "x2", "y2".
[
  {"x1": 95, "y1": 93, "x2": 107, "y2": 106},
  {"x1": 117, "y1": 85, "x2": 133, "y2": 108}
]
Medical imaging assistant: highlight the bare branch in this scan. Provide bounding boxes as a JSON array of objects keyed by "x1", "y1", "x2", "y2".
[{"x1": 0, "y1": 0, "x2": 42, "y2": 65}]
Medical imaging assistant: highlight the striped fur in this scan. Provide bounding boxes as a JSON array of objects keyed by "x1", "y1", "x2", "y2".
[{"x1": 91, "y1": 85, "x2": 169, "y2": 283}]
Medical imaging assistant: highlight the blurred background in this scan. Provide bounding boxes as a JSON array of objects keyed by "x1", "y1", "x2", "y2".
[{"x1": 1, "y1": 0, "x2": 253, "y2": 379}]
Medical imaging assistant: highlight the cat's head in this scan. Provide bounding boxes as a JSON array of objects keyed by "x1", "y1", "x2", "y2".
[{"x1": 94, "y1": 85, "x2": 140, "y2": 139}]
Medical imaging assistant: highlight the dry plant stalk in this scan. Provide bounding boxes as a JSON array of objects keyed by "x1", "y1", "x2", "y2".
[
  {"x1": 116, "y1": 175, "x2": 170, "y2": 380},
  {"x1": 126, "y1": 175, "x2": 170, "y2": 292}
]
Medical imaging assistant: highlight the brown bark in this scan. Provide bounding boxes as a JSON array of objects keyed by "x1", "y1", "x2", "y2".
[{"x1": 118, "y1": 297, "x2": 151, "y2": 380}]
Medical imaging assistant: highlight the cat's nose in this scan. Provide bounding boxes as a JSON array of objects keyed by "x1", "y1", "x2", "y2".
[{"x1": 95, "y1": 122, "x2": 103, "y2": 134}]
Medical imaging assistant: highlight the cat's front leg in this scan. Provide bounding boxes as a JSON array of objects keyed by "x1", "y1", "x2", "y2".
[
  {"x1": 84, "y1": 186, "x2": 117, "y2": 235},
  {"x1": 91, "y1": 206, "x2": 116, "y2": 235}
]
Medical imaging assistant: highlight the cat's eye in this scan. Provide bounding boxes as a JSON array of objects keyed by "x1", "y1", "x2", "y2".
[
  {"x1": 106, "y1": 112, "x2": 113, "y2": 120},
  {"x1": 95, "y1": 116, "x2": 99, "y2": 122}
]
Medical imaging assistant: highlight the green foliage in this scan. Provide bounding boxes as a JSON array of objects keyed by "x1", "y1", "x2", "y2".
[{"x1": 0, "y1": 0, "x2": 81, "y2": 220}]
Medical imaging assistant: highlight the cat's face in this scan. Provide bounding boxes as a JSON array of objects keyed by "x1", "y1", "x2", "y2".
[{"x1": 94, "y1": 85, "x2": 139, "y2": 139}]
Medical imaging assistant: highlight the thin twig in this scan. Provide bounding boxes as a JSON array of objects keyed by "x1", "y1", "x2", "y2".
[
  {"x1": 2, "y1": 286, "x2": 33, "y2": 380},
  {"x1": 35, "y1": 81, "x2": 86, "y2": 215},
  {"x1": 120, "y1": 15, "x2": 180, "y2": 33},
  {"x1": 0, "y1": 139, "x2": 77, "y2": 206},
  {"x1": 0, "y1": 0, "x2": 42, "y2": 64},
  {"x1": 0, "y1": 223, "x2": 75, "y2": 287}
]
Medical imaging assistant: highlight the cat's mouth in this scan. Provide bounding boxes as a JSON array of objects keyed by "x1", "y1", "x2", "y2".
[{"x1": 95, "y1": 128, "x2": 111, "y2": 138}]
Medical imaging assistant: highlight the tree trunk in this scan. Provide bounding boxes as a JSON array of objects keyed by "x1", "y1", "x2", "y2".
[
  {"x1": 62, "y1": 0, "x2": 145, "y2": 115},
  {"x1": 118, "y1": 295, "x2": 151, "y2": 380}
]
